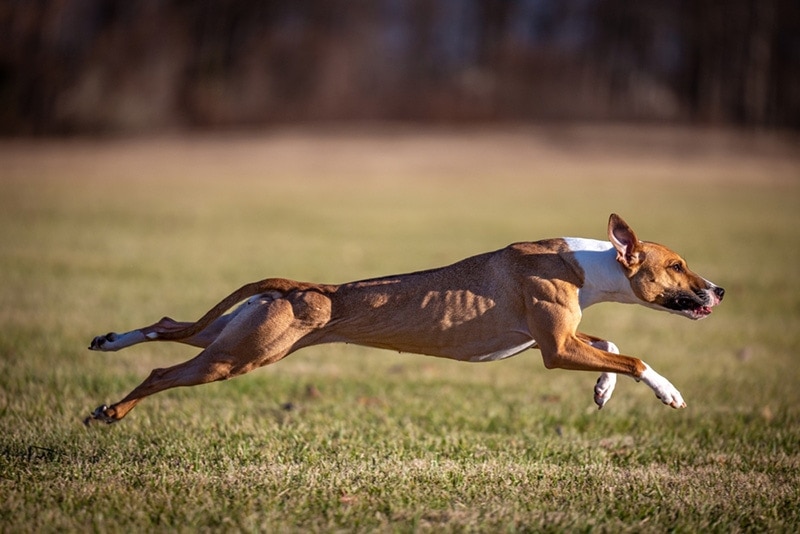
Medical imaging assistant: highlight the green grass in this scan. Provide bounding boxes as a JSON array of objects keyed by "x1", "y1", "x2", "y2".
[{"x1": 1, "y1": 127, "x2": 799, "y2": 532}]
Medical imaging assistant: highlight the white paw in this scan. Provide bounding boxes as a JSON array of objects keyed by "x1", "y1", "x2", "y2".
[
  {"x1": 640, "y1": 365, "x2": 686, "y2": 409},
  {"x1": 594, "y1": 372, "x2": 617, "y2": 409},
  {"x1": 88, "y1": 331, "x2": 146, "y2": 352},
  {"x1": 657, "y1": 386, "x2": 686, "y2": 409}
]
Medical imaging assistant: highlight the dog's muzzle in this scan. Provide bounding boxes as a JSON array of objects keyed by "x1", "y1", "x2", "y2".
[{"x1": 663, "y1": 285, "x2": 724, "y2": 320}]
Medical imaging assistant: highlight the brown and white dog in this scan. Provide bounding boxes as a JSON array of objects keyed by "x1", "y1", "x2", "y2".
[{"x1": 85, "y1": 214, "x2": 724, "y2": 424}]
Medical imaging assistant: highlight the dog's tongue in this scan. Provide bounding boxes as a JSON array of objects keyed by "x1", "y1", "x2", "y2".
[{"x1": 697, "y1": 306, "x2": 713, "y2": 316}]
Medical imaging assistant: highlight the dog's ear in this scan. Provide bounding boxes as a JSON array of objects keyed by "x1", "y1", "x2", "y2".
[{"x1": 608, "y1": 213, "x2": 643, "y2": 270}]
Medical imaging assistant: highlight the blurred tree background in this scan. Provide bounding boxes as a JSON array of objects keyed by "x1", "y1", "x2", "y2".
[{"x1": 1, "y1": 0, "x2": 797, "y2": 135}]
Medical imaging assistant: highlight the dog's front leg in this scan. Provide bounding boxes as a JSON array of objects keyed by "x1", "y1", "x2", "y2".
[
  {"x1": 533, "y1": 317, "x2": 686, "y2": 409},
  {"x1": 547, "y1": 336, "x2": 685, "y2": 408},
  {"x1": 594, "y1": 372, "x2": 617, "y2": 409},
  {"x1": 587, "y1": 338, "x2": 619, "y2": 409},
  {"x1": 576, "y1": 333, "x2": 618, "y2": 408},
  {"x1": 637, "y1": 364, "x2": 686, "y2": 408}
]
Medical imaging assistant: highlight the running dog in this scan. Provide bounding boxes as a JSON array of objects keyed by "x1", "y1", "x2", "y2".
[{"x1": 85, "y1": 214, "x2": 724, "y2": 424}]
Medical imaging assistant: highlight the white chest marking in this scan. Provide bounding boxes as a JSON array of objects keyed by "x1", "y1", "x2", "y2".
[{"x1": 562, "y1": 237, "x2": 639, "y2": 309}]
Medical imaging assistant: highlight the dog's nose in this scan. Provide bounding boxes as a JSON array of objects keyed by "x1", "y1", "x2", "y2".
[{"x1": 713, "y1": 286, "x2": 725, "y2": 301}]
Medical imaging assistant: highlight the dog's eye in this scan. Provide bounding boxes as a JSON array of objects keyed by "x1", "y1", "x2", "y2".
[{"x1": 670, "y1": 263, "x2": 684, "y2": 273}]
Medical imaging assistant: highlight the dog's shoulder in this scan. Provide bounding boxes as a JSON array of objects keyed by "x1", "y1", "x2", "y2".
[{"x1": 503, "y1": 238, "x2": 585, "y2": 286}]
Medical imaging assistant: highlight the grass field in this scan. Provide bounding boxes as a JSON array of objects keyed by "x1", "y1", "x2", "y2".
[{"x1": 1, "y1": 125, "x2": 799, "y2": 532}]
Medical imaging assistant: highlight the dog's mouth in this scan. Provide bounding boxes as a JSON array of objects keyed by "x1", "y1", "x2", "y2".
[
  {"x1": 660, "y1": 291, "x2": 716, "y2": 320},
  {"x1": 687, "y1": 304, "x2": 714, "y2": 319}
]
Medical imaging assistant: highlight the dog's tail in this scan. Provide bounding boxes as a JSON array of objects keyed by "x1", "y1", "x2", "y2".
[{"x1": 156, "y1": 278, "x2": 323, "y2": 341}]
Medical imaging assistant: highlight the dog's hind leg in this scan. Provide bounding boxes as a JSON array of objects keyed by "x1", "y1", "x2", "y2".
[
  {"x1": 89, "y1": 315, "x2": 229, "y2": 351},
  {"x1": 85, "y1": 346, "x2": 238, "y2": 424},
  {"x1": 88, "y1": 298, "x2": 261, "y2": 352},
  {"x1": 85, "y1": 292, "x2": 329, "y2": 424}
]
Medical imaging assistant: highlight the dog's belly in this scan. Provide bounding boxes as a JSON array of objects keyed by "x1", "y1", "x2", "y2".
[
  {"x1": 468, "y1": 338, "x2": 538, "y2": 362},
  {"x1": 326, "y1": 284, "x2": 536, "y2": 362},
  {"x1": 335, "y1": 326, "x2": 536, "y2": 362}
]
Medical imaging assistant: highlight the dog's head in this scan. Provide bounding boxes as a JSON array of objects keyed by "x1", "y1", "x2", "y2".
[{"x1": 608, "y1": 214, "x2": 724, "y2": 320}]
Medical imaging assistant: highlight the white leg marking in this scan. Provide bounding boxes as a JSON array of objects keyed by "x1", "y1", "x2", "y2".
[
  {"x1": 639, "y1": 363, "x2": 686, "y2": 408},
  {"x1": 89, "y1": 330, "x2": 147, "y2": 352},
  {"x1": 591, "y1": 340, "x2": 618, "y2": 409},
  {"x1": 594, "y1": 373, "x2": 617, "y2": 409}
]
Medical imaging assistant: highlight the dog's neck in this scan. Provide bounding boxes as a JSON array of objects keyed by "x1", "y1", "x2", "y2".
[{"x1": 563, "y1": 238, "x2": 639, "y2": 309}]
